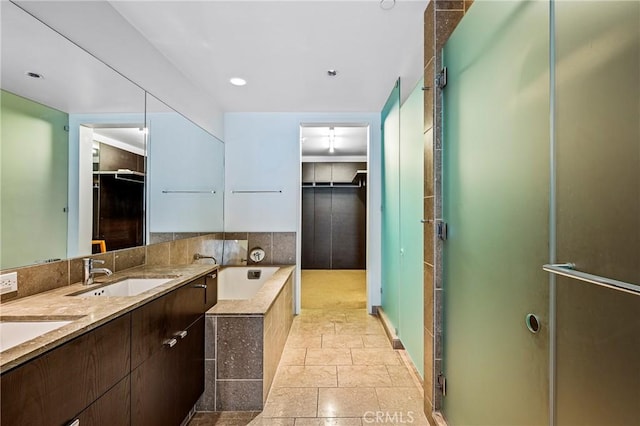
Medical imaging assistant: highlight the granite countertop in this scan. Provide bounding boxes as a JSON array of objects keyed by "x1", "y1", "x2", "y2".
[{"x1": 0, "y1": 263, "x2": 218, "y2": 373}]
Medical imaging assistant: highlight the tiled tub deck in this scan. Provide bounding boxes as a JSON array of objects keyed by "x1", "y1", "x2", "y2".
[{"x1": 197, "y1": 266, "x2": 295, "y2": 412}]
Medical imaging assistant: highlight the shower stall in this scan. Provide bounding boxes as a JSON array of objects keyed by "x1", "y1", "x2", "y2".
[{"x1": 440, "y1": 1, "x2": 639, "y2": 424}]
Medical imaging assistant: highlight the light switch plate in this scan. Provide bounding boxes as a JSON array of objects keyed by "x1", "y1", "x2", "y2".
[{"x1": 0, "y1": 272, "x2": 18, "y2": 294}]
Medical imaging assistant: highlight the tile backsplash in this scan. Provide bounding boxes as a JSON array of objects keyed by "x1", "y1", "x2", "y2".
[{"x1": 0, "y1": 231, "x2": 295, "y2": 303}]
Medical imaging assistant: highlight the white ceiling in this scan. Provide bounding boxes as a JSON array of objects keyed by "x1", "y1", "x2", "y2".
[
  {"x1": 110, "y1": 0, "x2": 427, "y2": 112},
  {"x1": 1, "y1": 2, "x2": 144, "y2": 114},
  {"x1": 93, "y1": 127, "x2": 146, "y2": 155},
  {"x1": 7, "y1": 0, "x2": 428, "y2": 136},
  {"x1": 123, "y1": 0, "x2": 427, "y2": 158}
]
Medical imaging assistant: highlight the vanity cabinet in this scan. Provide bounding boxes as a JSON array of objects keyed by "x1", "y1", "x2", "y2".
[
  {"x1": 131, "y1": 278, "x2": 211, "y2": 425},
  {"x1": 0, "y1": 314, "x2": 131, "y2": 426},
  {"x1": 1, "y1": 270, "x2": 218, "y2": 426},
  {"x1": 74, "y1": 376, "x2": 131, "y2": 425},
  {"x1": 132, "y1": 317, "x2": 204, "y2": 426},
  {"x1": 131, "y1": 281, "x2": 203, "y2": 368}
]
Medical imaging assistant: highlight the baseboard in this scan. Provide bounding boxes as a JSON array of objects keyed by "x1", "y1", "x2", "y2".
[{"x1": 374, "y1": 306, "x2": 404, "y2": 350}]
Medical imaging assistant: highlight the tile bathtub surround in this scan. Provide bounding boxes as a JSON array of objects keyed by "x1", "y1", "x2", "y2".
[
  {"x1": 0, "y1": 233, "x2": 222, "y2": 302},
  {"x1": 263, "y1": 275, "x2": 294, "y2": 399},
  {"x1": 198, "y1": 269, "x2": 294, "y2": 412},
  {"x1": 222, "y1": 232, "x2": 296, "y2": 266},
  {"x1": 217, "y1": 316, "x2": 264, "y2": 380}
]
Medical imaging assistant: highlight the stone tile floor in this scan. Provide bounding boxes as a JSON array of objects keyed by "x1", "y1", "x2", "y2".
[{"x1": 189, "y1": 308, "x2": 429, "y2": 425}]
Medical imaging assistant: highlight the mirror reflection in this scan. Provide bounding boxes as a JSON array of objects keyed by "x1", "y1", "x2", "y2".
[
  {"x1": 145, "y1": 93, "x2": 225, "y2": 238},
  {"x1": 91, "y1": 127, "x2": 146, "y2": 253},
  {"x1": 1, "y1": 2, "x2": 225, "y2": 271},
  {"x1": 0, "y1": 2, "x2": 145, "y2": 269}
]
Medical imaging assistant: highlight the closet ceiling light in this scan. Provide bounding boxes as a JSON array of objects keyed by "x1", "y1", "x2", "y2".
[{"x1": 329, "y1": 127, "x2": 335, "y2": 153}]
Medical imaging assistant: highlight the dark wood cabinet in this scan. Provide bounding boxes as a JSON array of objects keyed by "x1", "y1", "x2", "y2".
[
  {"x1": 0, "y1": 314, "x2": 131, "y2": 426},
  {"x1": 331, "y1": 188, "x2": 366, "y2": 269},
  {"x1": 301, "y1": 162, "x2": 367, "y2": 269},
  {"x1": 1, "y1": 271, "x2": 217, "y2": 426},
  {"x1": 93, "y1": 142, "x2": 145, "y2": 252},
  {"x1": 131, "y1": 338, "x2": 174, "y2": 426},
  {"x1": 302, "y1": 186, "x2": 366, "y2": 269},
  {"x1": 131, "y1": 281, "x2": 204, "y2": 368},
  {"x1": 177, "y1": 317, "x2": 205, "y2": 419},
  {"x1": 131, "y1": 317, "x2": 204, "y2": 426},
  {"x1": 204, "y1": 272, "x2": 218, "y2": 311},
  {"x1": 131, "y1": 278, "x2": 210, "y2": 425},
  {"x1": 76, "y1": 376, "x2": 131, "y2": 426}
]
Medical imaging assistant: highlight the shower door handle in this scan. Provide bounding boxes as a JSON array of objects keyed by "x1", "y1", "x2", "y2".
[{"x1": 543, "y1": 263, "x2": 640, "y2": 296}]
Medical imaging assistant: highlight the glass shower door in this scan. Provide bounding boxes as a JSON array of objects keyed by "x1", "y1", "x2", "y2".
[
  {"x1": 381, "y1": 79, "x2": 401, "y2": 328},
  {"x1": 552, "y1": 1, "x2": 640, "y2": 424},
  {"x1": 441, "y1": 1, "x2": 550, "y2": 424}
]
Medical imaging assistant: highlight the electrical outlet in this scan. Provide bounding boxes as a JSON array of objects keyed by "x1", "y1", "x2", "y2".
[{"x1": 0, "y1": 272, "x2": 18, "y2": 294}]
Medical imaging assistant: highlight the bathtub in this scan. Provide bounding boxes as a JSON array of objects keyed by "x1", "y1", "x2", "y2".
[
  {"x1": 199, "y1": 265, "x2": 295, "y2": 412},
  {"x1": 217, "y1": 266, "x2": 280, "y2": 300}
]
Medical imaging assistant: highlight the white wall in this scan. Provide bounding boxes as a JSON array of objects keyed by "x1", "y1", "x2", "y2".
[{"x1": 224, "y1": 112, "x2": 382, "y2": 313}]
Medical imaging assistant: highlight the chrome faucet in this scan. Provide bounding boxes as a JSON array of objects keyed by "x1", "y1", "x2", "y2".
[
  {"x1": 83, "y1": 258, "x2": 113, "y2": 285},
  {"x1": 193, "y1": 253, "x2": 217, "y2": 263}
]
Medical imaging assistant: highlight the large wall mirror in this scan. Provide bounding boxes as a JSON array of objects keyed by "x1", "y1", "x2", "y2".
[
  {"x1": 1, "y1": 2, "x2": 146, "y2": 269},
  {"x1": 1, "y1": 2, "x2": 225, "y2": 271},
  {"x1": 146, "y1": 94, "x2": 225, "y2": 238}
]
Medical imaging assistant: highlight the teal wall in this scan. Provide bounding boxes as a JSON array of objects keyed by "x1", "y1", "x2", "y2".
[{"x1": 1, "y1": 90, "x2": 69, "y2": 268}]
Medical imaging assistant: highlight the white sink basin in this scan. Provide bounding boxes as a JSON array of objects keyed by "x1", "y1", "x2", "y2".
[
  {"x1": 73, "y1": 277, "x2": 174, "y2": 297},
  {"x1": 0, "y1": 321, "x2": 73, "y2": 352}
]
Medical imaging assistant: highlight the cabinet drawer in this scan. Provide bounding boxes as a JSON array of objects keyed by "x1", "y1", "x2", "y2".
[
  {"x1": 74, "y1": 376, "x2": 130, "y2": 426},
  {"x1": 131, "y1": 281, "x2": 203, "y2": 367},
  {"x1": 204, "y1": 272, "x2": 218, "y2": 311},
  {"x1": 132, "y1": 316, "x2": 204, "y2": 426},
  {"x1": 0, "y1": 314, "x2": 131, "y2": 426}
]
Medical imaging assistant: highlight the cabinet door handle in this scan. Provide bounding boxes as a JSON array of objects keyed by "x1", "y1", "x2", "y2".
[
  {"x1": 176, "y1": 330, "x2": 188, "y2": 339},
  {"x1": 67, "y1": 420, "x2": 80, "y2": 426},
  {"x1": 193, "y1": 284, "x2": 207, "y2": 289},
  {"x1": 208, "y1": 273, "x2": 217, "y2": 279},
  {"x1": 163, "y1": 338, "x2": 178, "y2": 348}
]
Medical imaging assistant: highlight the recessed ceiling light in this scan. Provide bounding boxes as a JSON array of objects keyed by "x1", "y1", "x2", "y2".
[
  {"x1": 230, "y1": 77, "x2": 247, "y2": 86},
  {"x1": 380, "y1": 0, "x2": 396, "y2": 10},
  {"x1": 327, "y1": 70, "x2": 338, "y2": 77},
  {"x1": 25, "y1": 71, "x2": 44, "y2": 79}
]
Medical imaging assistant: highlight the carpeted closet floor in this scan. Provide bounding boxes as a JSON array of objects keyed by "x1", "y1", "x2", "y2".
[{"x1": 300, "y1": 270, "x2": 367, "y2": 309}]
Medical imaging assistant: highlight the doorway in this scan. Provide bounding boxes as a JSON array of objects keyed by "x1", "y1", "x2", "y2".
[
  {"x1": 78, "y1": 124, "x2": 146, "y2": 256},
  {"x1": 299, "y1": 123, "x2": 369, "y2": 310}
]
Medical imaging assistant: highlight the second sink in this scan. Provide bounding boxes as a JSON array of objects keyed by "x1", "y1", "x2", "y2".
[
  {"x1": 72, "y1": 277, "x2": 175, "y2": 297},
  {"x1": 0, "y1": 320, "x2": 75, "y2": 352}
]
